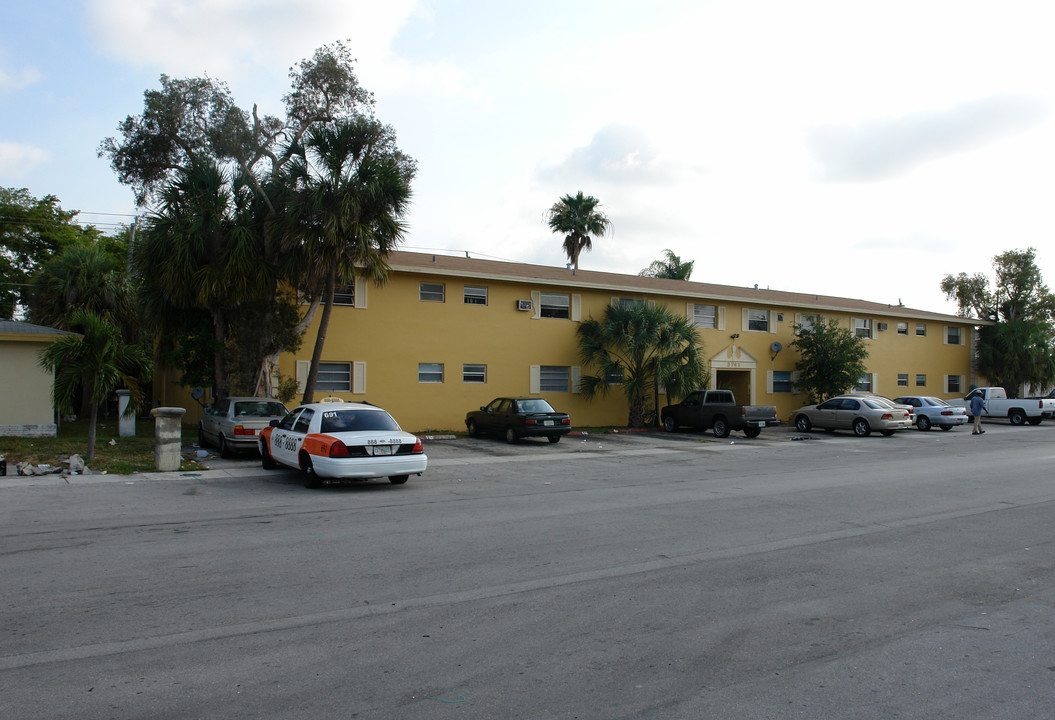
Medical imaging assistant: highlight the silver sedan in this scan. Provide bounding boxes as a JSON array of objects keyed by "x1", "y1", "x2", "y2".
[
  {"x1": 893, "y1": 395, "x2": 969, "y2": 431},
  {"x1": 793, "y1": 395, "x2": 913, "y2": 437},
  {"x1": 199, "y1": 397, "x2": 289, "y2": 457}
]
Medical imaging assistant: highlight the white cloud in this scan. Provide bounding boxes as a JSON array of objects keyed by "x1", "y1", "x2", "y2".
[
  {"x1": 808, "y1": 95, "x2": 1052, "y2": 182},
  {"x1": 0, "y1": 142, "x2": 49, "y2": 177},
  {"x1": 0, "y1": 64, "x2": 41, "y2": 89}
]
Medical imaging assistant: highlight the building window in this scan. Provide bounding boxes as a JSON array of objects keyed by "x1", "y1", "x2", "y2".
[
  {"x1": 916, "y1": 323, "x2": 926, "y2": 337},
  {"x1": 317, "y1": 362, "x2": 351, "y2": 392},
  {"x1": 772, "y1": 371, "x2": 793, "y2": 393},
  {"x1": 617, "y1": 297, "x2": 645, "y2": 309},
  {"x1": 946, "y1": 326, "x2": 961, "y2": 345},
  {"x1": 333, "y1": 284, "x2": 354, "y2": 306},
  {"x1": 539, "y1": 365, "x2": 570, "y2": 391},
  {"x1": 540, "y1": 293, "x2": 570, "y2": 319},
  {"x1": 418, "y1": 363, "x2": 444, "y2": 383},
  {"x1": 897, "y1": 373, "x2": 909, "y2": 387},
  {"x1": 897, "y1": 322, "x2": 908, "y2": 335},
  {"x1": 605, "y1": 366, "x2": 625, "y2": 385},
  {"x1": 419, "y1": 283, "x2": 445, "y2": 302},
  {"x1": 693, "y1": 304, "x2": 716, "y2": 329},
  {"x1": 463, "y1": 364, "x2": 486, "y2": 383},
  {"x1": 946, "y1": 375, "x2": 962, "y2": 393},
  {"x1": 854, "y1": 318, "x2": 872, "y2": 339},
  {"x1": 796, "y1": 314, "x2": 818, "y2": 334},
  {"x1": 747, "y1": 308, "x2": 769, "y2": 332},
  {"x1": 855, "y1": 374, "x2": 872, "y2": 393},
  {"x1": 916, "y1": 374, "x2": 926, "y2": 387},
  {"x1": 464, "y1": 286, "x2": 487, "y2": 305}
]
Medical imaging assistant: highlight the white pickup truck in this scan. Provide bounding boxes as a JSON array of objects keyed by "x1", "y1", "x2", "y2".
[{"x1": 948, "y1": 387, "x2": 1055, "y2": 426}]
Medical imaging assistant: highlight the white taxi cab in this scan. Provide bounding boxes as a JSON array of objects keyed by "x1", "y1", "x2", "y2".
[{"x1": 260, "y1": 402, "x2": 427, "y2": 488}]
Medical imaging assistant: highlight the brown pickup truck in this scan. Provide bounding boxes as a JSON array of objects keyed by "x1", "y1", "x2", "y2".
[{"x1": 661, "y1": 389, "x2": 780, "y2": 438}]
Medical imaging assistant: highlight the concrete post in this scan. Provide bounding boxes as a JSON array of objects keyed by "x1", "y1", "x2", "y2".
[
  {"x1": 116, "y1": 390, "x2": 135, "y2": 438},
  {"x1": 150, "y1": 407, "x2": 186, "y2": 471}
]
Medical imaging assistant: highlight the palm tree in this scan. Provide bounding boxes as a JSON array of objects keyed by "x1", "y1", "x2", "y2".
[
  {"x1": 546, "y1": 192, "x2": 612, "y2": 271},
  {"x1": 278, "y1": 116, "x2": 415, "y2": 404},
  {"x1": 639, "y1": 249, "x2": 694, "y2": 280},
  {"x1": 31, "y1": 243, "x2": 135, "y2": 331},
  {"x1": 135, "y1": 160, "x2": 268, "y2": 398},
  {"x1": 39, "y1": 309, "x2": 152, "y2": 461},
  {"x1": 577, "y1": 302, "x2": 708, "y2": 427}
]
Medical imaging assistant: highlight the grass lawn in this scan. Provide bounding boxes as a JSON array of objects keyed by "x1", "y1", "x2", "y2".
[{"x1": 1, "y1": 419, "x2": 202, "y2": 476}]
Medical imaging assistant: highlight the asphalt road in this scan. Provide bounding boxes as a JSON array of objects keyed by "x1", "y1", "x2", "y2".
[{"x1": 1, "y1": 421, "x2": 1054, "y2": 719}]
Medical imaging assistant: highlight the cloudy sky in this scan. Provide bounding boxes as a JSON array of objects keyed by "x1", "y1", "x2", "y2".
[{"x1": 3, "y1": 0, "x2": 1054, "y2": 313}]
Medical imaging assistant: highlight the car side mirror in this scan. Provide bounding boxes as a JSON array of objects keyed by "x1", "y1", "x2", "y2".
[{"x1": 269, "y1": 419, "x2": 280, "y2": 427}]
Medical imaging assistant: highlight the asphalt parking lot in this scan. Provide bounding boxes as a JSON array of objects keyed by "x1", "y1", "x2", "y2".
[{"x1": 2, "y1": 417, "x2": 1053, "y2": 719}]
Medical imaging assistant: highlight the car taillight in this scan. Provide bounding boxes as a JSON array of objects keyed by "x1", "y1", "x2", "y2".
[
  {"x1": 327, "y1": 440, "x2": 350, "y2": 458},
  {"x1": 1040, "y1": 400, "x2": 1045, "y2": 409},
  {"x1": 881, "y1": 413, "x2": 893, "y2": 420},
  {"x1": 941, "y1": 410, "x2": 953, "y2": 416},
  {"x1": 525, "y1": 419, "x2": 536, "y2": 425},
  {"x1": 233, "y1": 425, "x2": 255, "y2": 435},
  {"x1": 562, "y1": 417, "x2": 570, "y2": 425},
  {"x1": 411, "y1": 437, "x2": 423, "y2": 454}
]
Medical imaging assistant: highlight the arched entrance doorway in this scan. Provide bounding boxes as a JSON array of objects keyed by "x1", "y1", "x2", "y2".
[{"x1": 709, "y1": 345, "x2": 758, "y2": 404}]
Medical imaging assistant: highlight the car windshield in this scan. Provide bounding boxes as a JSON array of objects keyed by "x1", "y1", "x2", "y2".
[
  {"x1": 515, "y1": 399, "x2": 557, "y2": 414},
  {"x1": 319, "y1": 409, "x2": 401, "y2": 433},
  {"x1": 234, "y1": 401, "x2": 288, "y2": 417}
]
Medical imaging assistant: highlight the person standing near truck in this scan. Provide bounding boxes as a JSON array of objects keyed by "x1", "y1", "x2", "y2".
[{"x1": 970, "y1": 393, "x2": 985, "y2": 435}]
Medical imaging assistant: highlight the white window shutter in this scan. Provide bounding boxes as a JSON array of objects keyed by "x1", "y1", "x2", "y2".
[
  {"x1": 741, "y1": 308, "x2": 749, "y2": 331},
  {"x1": 871, "y1": 321, "x2": 878, "y2": 340},
  {"x1": 611, "y1": 297, "x2": 620, "y2": 307},
  {"x1": 571, "y1": 294, "x2": 582, "y2": 322},
  {"x1": 529, "y1": 365, "x2": 541, "y2": 394},
  {"x1": 717, "y1": 306, "x2": 725, "y2": 331},
  {"x1": 769, "y1": 310, "x2": 778, "y2": 333},
  {"x1": 686, "y1": 303, "x2": 695, "y2": 322},
  {"x1": 792, "y1": 371, "x2": 800, "y2": 394},
  {"x1": 354, "y1": 276, "x2": 367, "y2": 308},
  {"x1": 943, "y1": 374, "x2": 950, "y2": 392},
  {"x1": 766, "y1": 370, "x2": 774, "y2": 394},
  {"x1": 353, "y1": 361, "x2": 366, "y2": 394},
  {"x1": 296, "y1": 360, "x2": 309, "y2": 393},
  {"x1": 530, "y1": 291, "x2": 541, "y2": 319},
  {"x1": 571, "y1": 366, "x2": 581, "y2": 394},
  {"x1": 871, "y1": 373, "x2": 878, "y2": 393}
]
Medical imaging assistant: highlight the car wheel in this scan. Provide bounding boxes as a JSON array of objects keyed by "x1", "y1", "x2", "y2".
[
  {"x1": 388, "y1": 475, "x2": 409, "y2": 484},
  {"x1": 853, "y1": 418, "x2": 872, "y2": 437},
  {"x1": 1027, "y1": 417, "x2": 1043, "y2": 426},
  {"x1": 1009, "y1": 409, "x2": 1027, "y2": 426},
  {"x1": 504, "y1": 426, "x2": 519, "y2": 444},
  {"x1": 467, "y1": 419, "x2": 480, "y2": 437},
  {"x1": 939, "y1": 425, "x2": 953, "y2": 431},
  {"x1": 260, "y1": 439, "x2": 276, "y2": 469},
  {"x1": 880, "y1": 430, "x2": 896, "y2": 436},
  {"x1": 712, "y1": 417, "x2": 730, "y2": 438},
  {"x1": 547, "y1": 435, "x2": 561, "y2": 444},
  {"x1": 301, "y1": 454, "x2": 322, "y2": 489},
  {"x1": 219, "y1": 434, "x2": 233, "y2": 458},
  {"x1": 662, "y1": 415, "x2": 677, "y2": 433},
  {"x1": 743, "y1": 427, "x2": 761, "y2": 439},
  {"x1": 795, "y1": 415, "x2": 812, "y2": 432},
  {"x1": 916, "y1": 415, "x2": 932, "y2": 431}
]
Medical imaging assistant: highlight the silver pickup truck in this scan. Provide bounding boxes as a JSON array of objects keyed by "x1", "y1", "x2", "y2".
[{"x1": 661, "y1": 389, "x2": 780, "y2": 438}]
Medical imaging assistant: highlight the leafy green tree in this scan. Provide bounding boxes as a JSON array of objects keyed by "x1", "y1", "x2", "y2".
[
  {"x1": 39, "y1": 309, "x2": 152, "y2": 461},
  {"x1": 546, "y1": 191, "x2": 612, "y2": 271},
  {"x1": 940, "y1": 248, "x2": 1055, "y2": 395},
  {"x1": 99, "y1": 42, "x2": 373, "y2": 395},
  {"x1": 135, "y1": 160, "x2": 269, "y2": 398},
  {"x1": 30, "y1": 243, "x2": 134, "y2": 330},
  {"x1": 277, "y1": 117, "x2": 415, "y2": 403},
  {"x1": 639, "y1": 249, "x2": 694, "y2": 280},
  {"x1": 791, "y1": 318, "x2": 869, "y2": 403},
  {"x1": 0, "y1": 188, "x2": 100, "y2": 319},
  {"x1": 577, "y1": 302, "x2": 708, "y2": 427}
]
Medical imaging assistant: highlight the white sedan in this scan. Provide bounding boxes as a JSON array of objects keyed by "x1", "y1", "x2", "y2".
[
  {"x1": 893, "y1": 395, "x2": 970, "y2": 431},
  {"x1": 260, "y1": 402, "x2": 427, "y2": 488}
]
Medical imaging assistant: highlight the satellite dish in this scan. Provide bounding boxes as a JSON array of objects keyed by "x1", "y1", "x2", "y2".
[
  {"x1": 770, "y1": 342, "x2": 782, "y2": 353},
  {"x1": 191, "y1": 387, "x2": 205, "y2": 400}
]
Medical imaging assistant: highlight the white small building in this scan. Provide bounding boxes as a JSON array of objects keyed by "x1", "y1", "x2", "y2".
[{"x1": 0, "y1": 320, "x2": 73, "y2": 437}]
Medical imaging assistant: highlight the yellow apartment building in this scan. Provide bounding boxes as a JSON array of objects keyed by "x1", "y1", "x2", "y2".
[{"x1": 160, "y1": 251, "x2": 981, "y2": 433}]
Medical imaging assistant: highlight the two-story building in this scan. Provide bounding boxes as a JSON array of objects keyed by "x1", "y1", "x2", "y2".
[{"x1": 158, "y1": 251, "x2": 982, "y2": 432}]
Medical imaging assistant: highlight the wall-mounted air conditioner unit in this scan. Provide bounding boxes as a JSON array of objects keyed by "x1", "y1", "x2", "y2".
[
  {"x1": 517, "y1": 299, "x2": 533, "y2": 311},
  {"x1": 878, "y1": 322, "x2": 888, "y2": 331}
]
